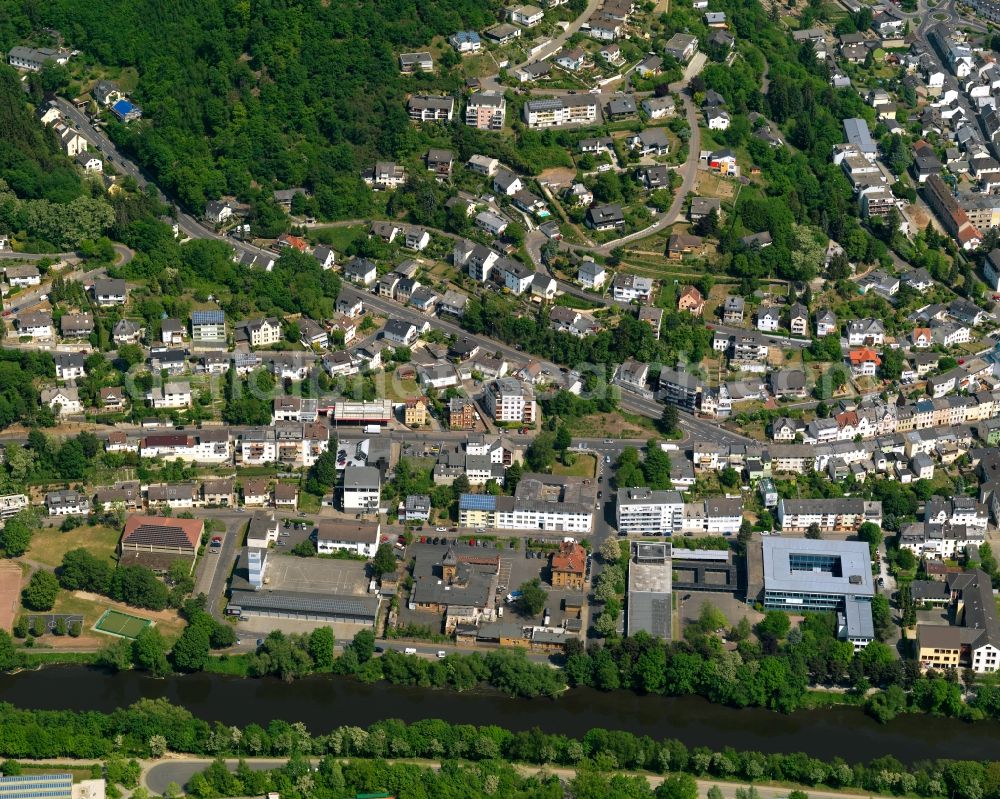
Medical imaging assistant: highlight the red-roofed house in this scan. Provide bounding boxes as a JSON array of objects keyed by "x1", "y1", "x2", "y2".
[
  {"x1": 848, "y1": 347, "x2": 881, "y2": 376},
  {"x1": 912, "y1": 327, "x2": 932, "y2": 348},
  {"x1": 277, "y1": 233, "x2": 309, "y2": 252},
  {"x1": 550, "y1": 541, "x2": 587, "y2": 589}
]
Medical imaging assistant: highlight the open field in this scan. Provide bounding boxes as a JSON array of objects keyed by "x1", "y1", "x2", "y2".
[
  {"x1": 552, "y1": 452, "x2": 598, "y2": 478},
  {"x1": 566, "y1": 410, "x2": 655, "y2": 438},
  {"x1": 311, "y1": 224, "x2": 366, "y2": 252},
  {"x1": 48, "y1": 590, "x2": 187, "y2": 644},
  {"x1": 28, "y1": 524, "x2": 120, "y2": 569}
]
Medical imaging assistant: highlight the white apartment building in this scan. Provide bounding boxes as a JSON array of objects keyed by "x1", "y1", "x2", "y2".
[
  {"x1": 139, "y1": 431, "x2": 232, "y2": 464},
  {"x1": 147, "y1": 382, "x2": 193, "y2": 409},
  {"x1": 238, "y1": 317, "x2": 282, "y2": 348},
  {"x1": 483, "y1": 378, "x2": 536, "y2": 423},
  {"x1": 316, "y1": 520, "x2": 381, "y2": 557},
  {"x1": 616, "y1": 488, "x2": 684, "y2": 534},
  {"x1": 0, "y1": 494, "x2": 28, "y2": 520},
  {"x1": 522, "y1": 96, "x2": 599, "y2": 128},
  {"x1": 342, "y1": 466, "x2": 381, "y2": 512}
]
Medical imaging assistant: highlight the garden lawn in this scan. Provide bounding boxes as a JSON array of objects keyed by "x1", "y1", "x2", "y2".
[{"x1": 552, "y1": 453, "x2": 597, "y2": 479}]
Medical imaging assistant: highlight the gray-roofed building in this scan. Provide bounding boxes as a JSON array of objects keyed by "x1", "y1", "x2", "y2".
[
  {"x1": 627, "y1": 542, "x2": 672, "y2": 639},
  {"x1": 756, "y1": 537, "x2": 875, "y2": 650},
  {"x1": 229, "y1": 587, "x2": 378, "y2": 625},
  {"x1": 844, "y1": 118, "x2": 877, "y2": 158}
]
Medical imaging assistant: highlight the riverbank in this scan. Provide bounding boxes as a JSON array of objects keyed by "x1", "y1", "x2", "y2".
[
  {"x1": 0, "y1": 697, "x2": 993, "y2": 799},
  {"x1": 1, "y1": 666, "x2": 999, "y2": 766}
]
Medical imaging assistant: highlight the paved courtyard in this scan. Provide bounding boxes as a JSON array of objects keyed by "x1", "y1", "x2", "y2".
[{"x1": 264, "y1": 554, "x2": 369, "y2": 596}]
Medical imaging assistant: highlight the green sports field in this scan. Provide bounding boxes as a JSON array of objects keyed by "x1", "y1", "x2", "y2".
[{"x1": 94, "y1": 609, "x2": 152, "y2": 639}]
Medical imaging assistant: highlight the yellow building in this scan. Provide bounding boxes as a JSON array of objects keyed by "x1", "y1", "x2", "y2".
[
  {"x1": 917, "y1": 624, "x2": 962, "y2": 670},
  {"x1": 404, "y1": 397, "x2": 428, "y2": 427}
]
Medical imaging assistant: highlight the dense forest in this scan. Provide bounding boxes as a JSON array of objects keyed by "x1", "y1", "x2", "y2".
[
  {"x1": 0, "y1": 0, "x2": 502, "y2": 217},
  {"x1": 0, "y1": 66, "x2": 82, "y2": 202}
]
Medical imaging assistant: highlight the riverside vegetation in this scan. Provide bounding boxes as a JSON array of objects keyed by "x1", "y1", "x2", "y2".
[{"x1": 0, "y1": 699, "x2": 999, "y2": 799}]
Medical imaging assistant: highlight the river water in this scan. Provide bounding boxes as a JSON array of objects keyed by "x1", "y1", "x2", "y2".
[{"x1": 1, "y1": 667, "x2": 999, "y2": 764}]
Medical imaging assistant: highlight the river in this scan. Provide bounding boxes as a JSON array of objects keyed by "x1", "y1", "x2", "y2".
[{"x1": 1, "y1": 667, "x2": 999, "y2": 764}]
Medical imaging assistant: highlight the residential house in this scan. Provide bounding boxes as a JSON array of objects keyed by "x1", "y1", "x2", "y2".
[
  {"x1": 612, "y1": 273, "x2": 653, "y2": 302},
  {"x1": 91, "y1": 278, "x2": 127, "y2": 306},
  {"x1": 16, "y1": 311, "x2": 53, "y2": 339},
  {"x1": 815, "y1": 309, "x2": 838, "y2": 337},
  {"x1": 586, "y1": 203, "x2": 625, "y2": 231},
  {"x1": 41, "y1": 386, "x2": 82, "y2": 415},
  {"x1": 235, "y1": 317, "x2": 282, "y2": 348},
  {"x1": 677, "y1": 285, "x2": 705, "y2": 315},
  {"x1": 344, "y1": 257, "x2": 378, "y2": 286},
  {"x1": 722, "y1": 295, "x2": 745, "y2": 324},
  {"x1": 408, "y1": 95, "x2": 455, "y2": 122},
  {"x1": 60, "y1": 312, "x2": 94, "y2": 339},
  {"x1": 788, "y1": 304, "x2": 809, "y2": 336}
]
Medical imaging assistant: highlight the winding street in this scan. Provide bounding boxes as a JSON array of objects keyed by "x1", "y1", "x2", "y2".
[
  {"x1": 595, "y1": 57, "x2": 706, "y2": 254},
  {"x1": 52, "y1": 98, "x2": 275, "y2": 264}
]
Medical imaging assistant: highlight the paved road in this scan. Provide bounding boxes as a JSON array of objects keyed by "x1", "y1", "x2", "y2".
[{"x1": 53, "y1": 98, "x2": 273, "y2": 264}]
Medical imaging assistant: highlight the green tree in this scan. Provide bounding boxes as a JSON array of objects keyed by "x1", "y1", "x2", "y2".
[
  {"x1": 22, "y1": 570, "x2": 59, "y2": 611},
  {"x1": 349, "y1": 629, "x2": 376, "y2": 664},
  {"x1": 515, "y1": 578, "x2": 548, "y2": 616},
  {"x1": 554, "y1": 424, "x2": 572, "y2": 451},
  {"x1": 97, "y1": 638, "x2": 133, "y2": 672},
  {"x1": 371, "y1": 544, "x2": 397, "y2": 577},
  {"x1": 132, "y1": 627, "x2": 171, "y2": 676},
  {"x1": 526, "y1": 433, "x2": 556, "y2": 472},
  {"x1": 756, "y1": 610, "x2": 791, "y2": 643},
  {"x1": 308, "y1": 626, "x2": 335, "y2": 670},
  {"x1": 857, "y1": 522, "x2": 883, "y2": 560},
  {"x1": 0, "y1": 631, "x2": 21, "y2": 672},
  {"x1": 0, "y1": 516, "x2": 34, "y2": 557},
  {"x1": 599, "y1": 536, "x2": 622, "y2": 564},
  {"x1": 660, "y1": 403, "x2": 680, "y2": 436},
  {"x1": 170, "y1": 624, "x2": 211, "y2": 672},
  {"x1": 655, "y1": 774, "x2": 698, "y2": 799},
  {"x1": 871, "y1": 594, "x2": 893, "y2": 641}
]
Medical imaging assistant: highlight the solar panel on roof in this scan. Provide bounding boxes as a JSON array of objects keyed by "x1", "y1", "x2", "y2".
[
  {"x1": 459, "y1": 493, "x2": 496, "y2": 511},
  {"x1": 232, "y1": 590, "x2": 376, "y2": 617},
  {"x1": 192, "y1": 310, "x2": 225, "y2": 324},
  {"x1": 125, "y1": 523, "x2": 195, "y2": 549}
]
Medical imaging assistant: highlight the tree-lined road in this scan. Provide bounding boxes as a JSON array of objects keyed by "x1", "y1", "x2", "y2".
[{"x1": 140, "y1": 755, "x2": 899, "y2": 799}]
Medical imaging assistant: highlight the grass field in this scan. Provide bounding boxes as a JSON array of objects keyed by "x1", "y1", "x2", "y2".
[
  {"x1": 298, "y1": 491, "x2": 321, "y2": 513},
  {"x1": 28, "y1": 524, "x2": 120, "y2": 569},
  {"x1": 312, "y1": 223, "x2": 367, "y2": 252},
  {"x1": 552, "y1": 453, "x2": 597, "y2": 478},
  {"x1": 566, "y1": 410, "x2": 655, "y2": 438},
  {"x1": 94, "y1": 608, "x2": 153, "y2": 639}
]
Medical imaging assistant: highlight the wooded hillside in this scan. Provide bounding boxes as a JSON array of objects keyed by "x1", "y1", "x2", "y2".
[{"x1": 0, "y1": 0, "x2": 501, "y2": 216}]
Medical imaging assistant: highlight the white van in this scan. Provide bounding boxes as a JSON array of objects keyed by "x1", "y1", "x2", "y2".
[{"x1": 404, "y1": 647, "x2": 417, "y2": 655}]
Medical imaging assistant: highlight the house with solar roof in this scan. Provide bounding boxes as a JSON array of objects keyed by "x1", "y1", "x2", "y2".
[
  {"x1": 118, "y1": 514, "x2": 203, "y2": 573},
  {"x1": 191, "y1": 309, "x2": 227, "y2": 343}
]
